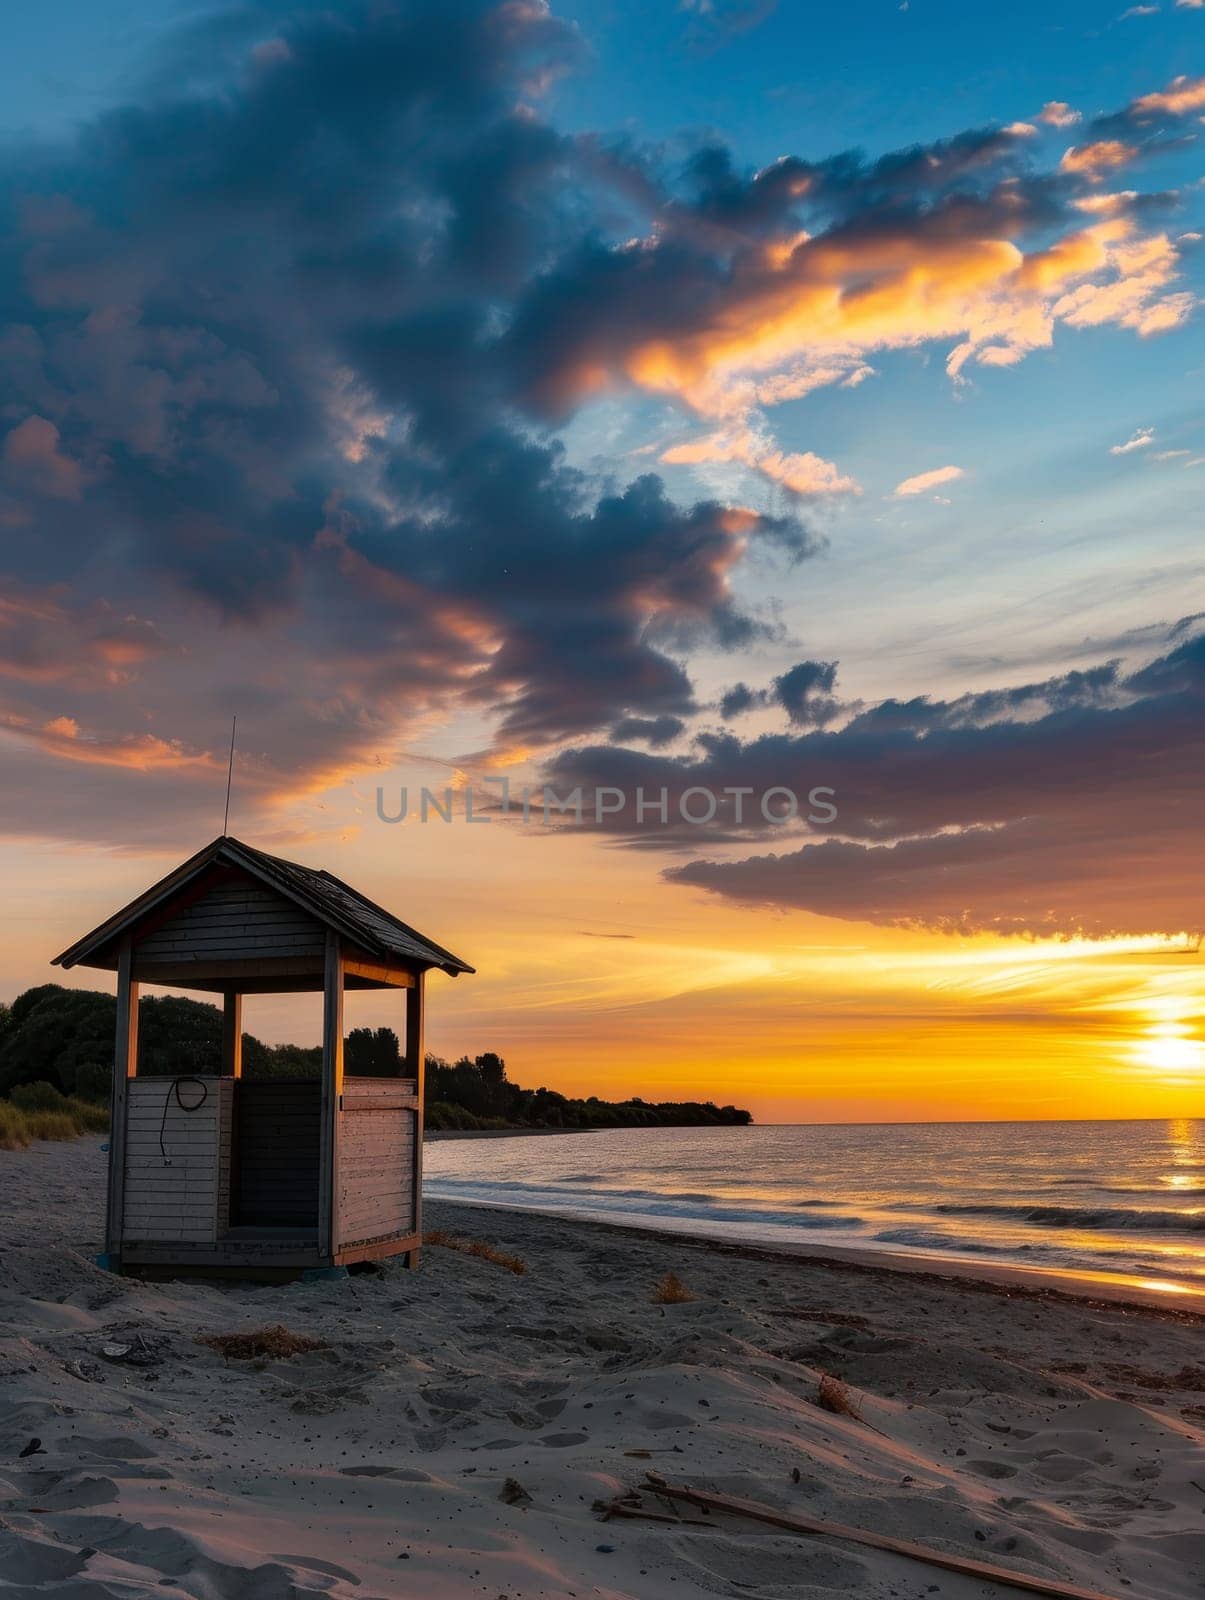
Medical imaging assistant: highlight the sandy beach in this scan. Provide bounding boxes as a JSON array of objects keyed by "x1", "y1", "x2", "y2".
[{"x1": 2, "y1": 1135, "x2": 1203, "y2": 1600}]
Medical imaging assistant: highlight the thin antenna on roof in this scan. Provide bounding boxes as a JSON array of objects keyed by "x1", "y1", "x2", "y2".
[{"x1": 222, "y1": 715, "x2": 237, "y2": 836}]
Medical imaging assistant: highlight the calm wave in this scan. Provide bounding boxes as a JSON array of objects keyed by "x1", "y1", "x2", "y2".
[{"x1": 424, "y1": 1118, "x2": 1205, "y2": 1293}]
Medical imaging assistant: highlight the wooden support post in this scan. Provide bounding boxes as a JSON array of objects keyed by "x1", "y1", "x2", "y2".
[
  {"x1": 318, "y1": 932, "x2": 344, "y2": 1261},
  {"x1": 221, "y1": 990, "x2": 243, "y2": 1078},
  {"x1": 218, "y1": 989, "x2": 241, "y2": 1237},
  {"x1": 105, "y1": 939, "x2": 139, "y2": 1258},
  {"x1": 403, "y1": 970, "x2": 425, "y2": 1267}
]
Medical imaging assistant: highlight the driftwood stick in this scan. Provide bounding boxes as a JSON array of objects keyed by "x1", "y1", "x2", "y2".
[
  {"x1": 645, "y1": 1479, "x2": 1125, "y2": 1600},
  {"x1": 603, "y1": 1501, "x2": 714, "y2": 1528}
]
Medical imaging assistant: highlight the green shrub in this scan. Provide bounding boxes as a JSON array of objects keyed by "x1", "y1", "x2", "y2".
[
  {"x1": 73, "y1": 1062, "x2": 111, "y2": 1103},
  {"x1": 10, "y1": 1081, "x2": 68, "y2": 1112}
]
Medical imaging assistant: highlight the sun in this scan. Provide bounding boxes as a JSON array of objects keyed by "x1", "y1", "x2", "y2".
[{"x1": 1129, "y1": 1018, "x2": 1205, "y2": 1080}]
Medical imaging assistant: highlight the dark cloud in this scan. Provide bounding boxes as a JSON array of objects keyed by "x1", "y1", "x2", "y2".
[
  {"x1": 717, "y1": 659, "x2": 840, "y2": 723},
  {"x1": 549, "y1": 627, "x2": 1205, "y2": 936},
  {"x1": 720, "y1": 682, "x2": 759, "y2": 719},
  {"x1": 610, "y1": 714, "x2": 686, "y2": 748},
  {"x1": 773, "y1": 659, "x2": 839, "y2": 725},
  {"x1": 843, "y1": 662, "x2": 1120, "y2": 736},
  {"x1": 0, "y1": 0, "x2": 812, "y2": 831},
  {"x1": 677, "y1": 127, "x2": 1047, "y2": 238}
]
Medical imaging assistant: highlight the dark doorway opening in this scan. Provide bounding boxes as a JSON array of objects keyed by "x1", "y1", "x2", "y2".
[{"x1": 233, "y1": 1081, "x2": 321, "y2": 1228}]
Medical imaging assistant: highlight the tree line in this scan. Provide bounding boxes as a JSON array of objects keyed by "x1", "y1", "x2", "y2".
[{"x1": 0, "y1": 985, "x2": 752, "y2": 1131}]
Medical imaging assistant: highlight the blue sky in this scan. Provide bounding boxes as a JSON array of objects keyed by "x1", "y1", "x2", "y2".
[
  {"x1": 549, "y1": 1, "x2": 1203, "y2": 147},
  {"x1": 5, "y1": 2, "x2": 1201, "y2": 143}
]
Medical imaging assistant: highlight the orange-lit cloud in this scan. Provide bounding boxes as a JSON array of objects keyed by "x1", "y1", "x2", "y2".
[
  {"x1": 662, "y1": 429, "x2": 860, "y2": 496},
  {"x1": 534, "y1": 204, "x2": 1192, "y2": 464},
  {"x1": 0, "y1": 713, "x2": 223, "y2": 774},
  {"x1": 1039, "y1": 101, "x2": 1082, "y2": 128},
  {"x1": 1054, "y1": 229, "x2": 1194, "y2": 336},
  {"x1": 1131, "y1": 74, "x2": 1205, "y2": 117},
  {"x1": 893, "y1": 464, "x2": 964, "y2": 497},
  {"x1": 0, "y1": 584, "x2": 171, "y2": 687},
  {"x1": 1060, "y1": 140, "x2": 1138, "y2": 176}
]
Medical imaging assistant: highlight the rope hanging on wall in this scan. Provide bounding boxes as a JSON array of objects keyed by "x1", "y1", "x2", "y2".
[{"x1": 158, "y1": 1075, "x2": 209, "y2": 1165}]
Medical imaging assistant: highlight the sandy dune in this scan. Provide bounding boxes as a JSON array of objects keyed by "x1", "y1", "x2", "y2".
[{"x1": 1, "y1": 1135, "x2": 1203, "y2": 1599}]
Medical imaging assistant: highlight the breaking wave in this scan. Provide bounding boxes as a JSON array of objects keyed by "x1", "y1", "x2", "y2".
[{"x1": 928, "y1": 1201, "x2": 1205, "y2": 1232}]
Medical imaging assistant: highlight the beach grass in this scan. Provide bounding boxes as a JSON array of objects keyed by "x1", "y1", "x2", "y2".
[
  {"x1": 0, "y1": 1087, "x2": 110, "y2": 1148},
  {"x1": 0, "y1": 1102, "x2": 30, "y2": 1150},
  {"x1": 20, "y1": 1110, "x2": 79, "y2": 1141},
  {"x1": 424, "y1": 1227, "x2": 528, "y2": 1275}
]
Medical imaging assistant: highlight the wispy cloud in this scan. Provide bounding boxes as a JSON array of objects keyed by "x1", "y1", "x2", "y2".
[
  {"x1": 1110, "y1": 427, "x2": 1156, "y2": 454},
  {"x1": 661, "y1": 429, "x2": 860, "y2": 496},
  {"x1": 893, "y1": 465, "x2": 965, "y2": 497}
]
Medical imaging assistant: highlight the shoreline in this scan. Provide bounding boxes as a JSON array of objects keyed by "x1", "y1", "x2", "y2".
[
  {"x1": 431, "y1": 1194, "x2": 1205, "y2": 1320},
  {"x1": 425, "y1": 1125, "x2": 594, "y2": 1139}
]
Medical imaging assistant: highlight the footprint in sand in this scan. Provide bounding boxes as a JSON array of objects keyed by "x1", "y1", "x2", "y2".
[
  {"x1": 1032, "y1": 1454, "x2": 1094, "y2": 1483},
  {"x1": 268, "y1": 1553, "x2": 362, "y2": 1584},
  {"x1": 69, "y1": 1433, "x2": 159, "y2": 1461},
  {"x1": 0, "y1": 1530, "x2": 93, "y2": 1584}
]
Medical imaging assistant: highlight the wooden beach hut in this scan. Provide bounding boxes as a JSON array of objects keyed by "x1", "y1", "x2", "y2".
[{"x1": 52, "y1": 836, "x2": 473, "y2": 1275}]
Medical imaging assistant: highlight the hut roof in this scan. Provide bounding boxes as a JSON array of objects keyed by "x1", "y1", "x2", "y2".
[{"x1": 52, "y1": 835, "x2": 474, "y2": 977}]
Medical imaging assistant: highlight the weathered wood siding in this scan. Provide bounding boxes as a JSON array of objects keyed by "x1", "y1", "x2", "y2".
[
  {"x1": 133, "y1": 879, "x2": 325, "y2": 967},
  {"x1": 336, "y1": 1079, "x2": 418, "y2": 1248},
  {"x1": 122, "y1": 1077, "x2": 231, "y2": 1245}
]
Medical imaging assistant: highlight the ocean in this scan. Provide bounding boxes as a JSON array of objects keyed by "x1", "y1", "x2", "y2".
[{"x1": 424, "y1": 1118, "x2": 1205, "y2": 1298}]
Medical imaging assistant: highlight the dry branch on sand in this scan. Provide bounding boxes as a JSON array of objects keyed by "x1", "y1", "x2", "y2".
[
  {"x1": 643, "y1": 1477, "x2": 1130, "y2": 1600},
  {"x1": 423, "y1": 1228, "x2": 527, "y2": 1275},
  {"x1": 651, "y1": 1271, "x2": 695, "y2": 1305},
  {"x1": 198, "y1": 1325, "x2": 328, "y2": 1361}
]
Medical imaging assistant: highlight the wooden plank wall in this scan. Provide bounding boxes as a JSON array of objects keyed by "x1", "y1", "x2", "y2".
[
  {"x1": 335, "y1": 1091, "x2": 417, "y2": 1249},
  {"x1": 123, "y1": 1077, "x2": 230, "y2": 1245},
  {"x1": 134, "y1": 880, "x2": 325, "y2": 966}
]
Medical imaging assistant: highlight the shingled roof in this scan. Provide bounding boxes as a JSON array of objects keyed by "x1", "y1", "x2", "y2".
[{"x1": 53, "y1": 835, "x2": 474, "y2": 977}]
